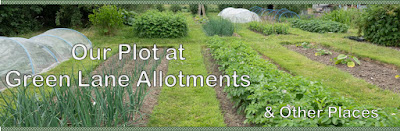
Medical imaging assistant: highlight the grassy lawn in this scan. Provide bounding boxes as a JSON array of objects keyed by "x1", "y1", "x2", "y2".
[
  {"x1": 237, "y1": 26, "x2": 400, "y2": 108},
  {"x1": 147, "y1": 14, "x2": 225, "y2": 127}
]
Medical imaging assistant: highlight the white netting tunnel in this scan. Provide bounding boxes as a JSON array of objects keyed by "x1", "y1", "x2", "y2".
[
  {"x1": 0, "y1": 28, "x2": 92, "y2": 90},
  {"x1": 218, "y1": 7, "x2": 261, "y2": 23}
]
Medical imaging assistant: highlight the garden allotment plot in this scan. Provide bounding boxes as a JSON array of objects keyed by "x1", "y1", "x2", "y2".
[{"x1": 1, "y1": 4, "x2": 400, "y2": 128}]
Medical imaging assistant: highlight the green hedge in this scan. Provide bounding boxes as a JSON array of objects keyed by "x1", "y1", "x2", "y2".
[
  {"x1": 291, "y1": 19, "x2": 349, "y2": 33},
  {"x1": 0, "y1": 5, "x2": 95, "y2": 36},
  {"x1": 208, "y1": 36, "x2": 400, "y2": 127},
  {"x1": 249, "y1": 22, "x2": 289, "y2": 35},
  {"x1": 133, "y1": 10, "x2": 188, "y2": 38},
  {"x1": 360, "y1": 5, "x2": 400, "y2": 46}
]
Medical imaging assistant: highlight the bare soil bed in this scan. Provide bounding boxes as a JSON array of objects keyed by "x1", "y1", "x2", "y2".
[
  {"x1": 285, "y1": 45, "x2": 400, "y2": 93},
  {"x1": 202, "y1": 47, "x2": 249, "y2": 127},
  {"x1": 89, "y1": 47, "x2": 169, "y2": 126}
]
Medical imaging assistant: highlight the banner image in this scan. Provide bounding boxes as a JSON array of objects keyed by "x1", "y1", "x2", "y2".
[{"x1": 0, "y1": 1, "x2": 400, "y2": 130}]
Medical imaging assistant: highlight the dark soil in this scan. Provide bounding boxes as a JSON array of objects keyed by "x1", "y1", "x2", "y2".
[
  {"x1": 345, "y1": 36, "x2": 366, "y2": 42},
  {"x1": 202, "y1": 47, "x2": 249, "y2": 127},
  {"x1": 90, "y1": 47, "x2": 169, "y2": 126},
  {"x1": 285, "y1": 45, "x2": 400, "y2": 93}
]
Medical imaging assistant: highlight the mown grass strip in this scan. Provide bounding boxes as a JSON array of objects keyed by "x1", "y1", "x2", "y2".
[
  {"x1": 147, "y1": 44, "x2": 225, "y2": 127},
  {"x1": 238, "y1": 27, "x2": 400, "y2": 108},
  {"x1": 147, "y1": 14, "x2": 225, "y2": 127}
]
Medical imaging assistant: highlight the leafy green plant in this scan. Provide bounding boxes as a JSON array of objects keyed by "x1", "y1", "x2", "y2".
[
  {"x1": 321, "y1": 8, "x2": 362, "y2": 27},
  {"x1": 359, "y1": 5, "x2": 400, "y2": 46},
  {"x1": 248, "y1": 22, "x2": 289, "y2": 35},
  {"x1": 315, "y1": 49, "x2": 332, "y2": 56},
  {"x1": 296, "y1": 42, "x2": 313, "y2": 48},
  {"x1": 121, "y1": 9, "x2": 138, "y2": 26},
  {"x1": 202, "y1": 17, "x2": 234, "y2": 36},
  {"x1": 89, "y1": 5, "x2": 124, "y2": 35},
  {"x1": 169, "y1": 5, "x2": 182, "y2": 13},
  {"x1": 333, "y1": 54, "x2": 361, "y2": 67},
  {"x1": 155, "y1": 4, "x2": 165, "y2": 12},
  {"x1": 133, "y1": 10, "x2": 188, "y2": 38},
  {"x1": 291, "y1": 19, "x2": 349, "y2": 33},
  {"x1": 55, "y1": 5, "x2": 96, "y2": 27},
  {"x1": 194, "y1": 16, "x2": 209, "y2": 24},
  {"x1": 208, "y1": 36, "x2": 400, "y2": 127}
]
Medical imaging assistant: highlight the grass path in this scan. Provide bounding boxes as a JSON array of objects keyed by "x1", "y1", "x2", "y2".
[
  {"x1": 238, "y1": 27, "x2": 400, "y2": 108},
  {"x1": 145, "y1": 15, "x2": 226, "y2": 126},
  {"x1": 147, "y1": 44, "x2": 225, "y2": 126},
  {"x1": 84, "y1": 13, "x2": 226, "y2": 126}
]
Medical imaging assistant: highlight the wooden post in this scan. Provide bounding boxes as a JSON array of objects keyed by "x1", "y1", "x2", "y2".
[
  {"x1": 198, "y1": 4, "x2": 202, "y2": 16},
  {"x1": 201, "y1": 4, "x2": 206, "y2": 17}
]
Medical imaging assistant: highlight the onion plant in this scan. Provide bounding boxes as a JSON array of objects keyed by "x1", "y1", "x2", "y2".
[{"x1": 0, "y1": 47, "x2": 167, "y2": 127}]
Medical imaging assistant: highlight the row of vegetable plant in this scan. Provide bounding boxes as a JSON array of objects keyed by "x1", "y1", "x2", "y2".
[
  {"x1": 291, "y1": 19, "x2": 348, "y2": 33},
  {"x1": 0, "y1": 49, "x2": 168, "y2": 127},
  {"x1": 207, "y1": 36, "x2": 399, "y2": 127},
  {"x1": 248, "y1": 22, "x2": 289, "y2": 35}
]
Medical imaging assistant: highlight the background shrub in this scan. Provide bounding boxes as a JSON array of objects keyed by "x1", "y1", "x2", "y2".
[
  {"x1": 189, "y1": 4, "x2": 208, "y2": 15},
  {"x1": 202, "y1": 17, "x2": 234, "y2": 36},
  {"x1": 55, "y1": 5, "x2": 96, "y2": 27},
  {"x1": 133, "y1": 10, "x2": 188, "y2": 38},
  {"x1": 121, "y1": 9, "x2": 138, "y2": 26},
  {"x1": 155, "y1": 4, "x2": 165, "y2": 12},
  {"x1": 170, "y1": 5, "x2": 182, "y2": 13},
  {"x1": 0, "y1": 5, "x2": 96, "y2": 36},
  {"x1": 89, "y1": 5, "x2": 124, "y2": 35},
  {"x1": 321, "y1": 8, "x2": 361, "y2": 27},
  {"x1": 0, "y1": 5, "x2": 43, "y2": 36},
  {"x1": 360, "y1": 5, "x2": 400, "y2": 46},
  {"x1": 291, "y1": 19, "x2": 349, "y2": 33}
]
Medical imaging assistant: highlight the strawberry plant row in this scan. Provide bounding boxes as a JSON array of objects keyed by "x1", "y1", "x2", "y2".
[
  {"x1": 291, "y1": 19, "x2": 348, "y2": 33},
  {"x1": 207, "y1": 36, "x2": 399, "y2": 127}
]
